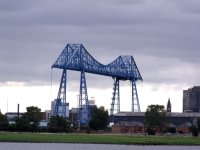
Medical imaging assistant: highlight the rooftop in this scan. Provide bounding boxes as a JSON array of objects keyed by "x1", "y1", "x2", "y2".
[{"x1": 114, "y1": 112, "x2": 200, "y2": 118}]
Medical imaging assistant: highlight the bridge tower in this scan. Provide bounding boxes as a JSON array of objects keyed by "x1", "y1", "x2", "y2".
[
  {"x1": 132, "y1": 79, "x2": 140, "y2": 112},
  {"x1": 53, "y1": 69, "x2": 67, "y2": 117},
  {"x1": 110, "y1": 78, "x2": 120, "y2": 116},
  {"x1": 79, "y1": 71, "x2": 90, "y2": 125},
  {"x1": 109, "y1": 56, "x2": 142, "y2": 118}
]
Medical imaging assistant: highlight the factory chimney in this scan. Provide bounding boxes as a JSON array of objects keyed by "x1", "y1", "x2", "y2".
[{"x1": 17, "y1": 104, "x2": 20, "y2": 119}]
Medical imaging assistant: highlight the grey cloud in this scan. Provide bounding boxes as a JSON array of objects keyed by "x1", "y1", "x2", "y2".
[{"x1": 0, "y1": 0, "x2": 200, "y2": 87}]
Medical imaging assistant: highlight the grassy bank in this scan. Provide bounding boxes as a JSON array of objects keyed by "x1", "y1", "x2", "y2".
[{"x1": 0, "y1": 132, "x2": 200, "y2": 145}]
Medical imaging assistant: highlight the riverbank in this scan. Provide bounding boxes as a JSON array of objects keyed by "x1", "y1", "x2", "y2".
[{"x1": 0, "y1": 132, "x2": 200, "y2": 145}]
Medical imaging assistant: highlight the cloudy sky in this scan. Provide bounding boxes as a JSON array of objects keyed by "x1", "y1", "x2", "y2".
[{"x1": 0, "y1": 0, "x2": 200, "y2": 113}]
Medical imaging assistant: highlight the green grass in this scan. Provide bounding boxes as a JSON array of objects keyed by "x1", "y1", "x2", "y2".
[{"x1": 0, "y1": 132, "x2": 200, "y2": 145}]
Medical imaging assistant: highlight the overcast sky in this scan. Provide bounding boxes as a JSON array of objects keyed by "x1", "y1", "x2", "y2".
[{"x1": 0, "y1": 0, "x2": 200, "y2": 113}]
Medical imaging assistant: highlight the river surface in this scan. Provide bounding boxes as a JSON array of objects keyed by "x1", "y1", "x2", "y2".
[{"x1": 0, "y1": 143, "x2": 200, "y2": 150}]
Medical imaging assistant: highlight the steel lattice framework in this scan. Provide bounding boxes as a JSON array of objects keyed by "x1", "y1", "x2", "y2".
[{"x1": 52, "y1": 44, "x2": 143, "y2": 125}]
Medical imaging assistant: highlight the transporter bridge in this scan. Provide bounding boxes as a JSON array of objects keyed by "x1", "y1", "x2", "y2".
[{"x1": 51, "y1": 44, "x2": 142, "y2": 125}]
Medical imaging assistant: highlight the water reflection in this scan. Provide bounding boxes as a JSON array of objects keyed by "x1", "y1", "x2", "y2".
[{"x1": 0, "y1": 143, "x2": 200, "y2": 150}]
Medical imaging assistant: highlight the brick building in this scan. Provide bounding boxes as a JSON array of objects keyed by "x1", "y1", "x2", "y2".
[{"x1": 112, "y1": 112, "x2": 200, "y2": 134}]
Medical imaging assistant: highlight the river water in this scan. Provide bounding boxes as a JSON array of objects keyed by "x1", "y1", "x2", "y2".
[{"x1": 0, "y1": 143, "x2": 200, "y2": 150}]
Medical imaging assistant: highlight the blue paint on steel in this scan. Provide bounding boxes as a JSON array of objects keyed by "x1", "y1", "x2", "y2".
[
  {"x1": 53, "y1": 69, "x2": 67, "y2": 117},
  {"x1": 110, "y1": 78, "x2": 120, "y2": 116},
  {"x1": 79, "y1": 71, "x2": 90, "y2": 125},
  {"x1": 132, "y1": 79, "x2": 141, "y2": 112},
  {"x1": 52, "y1": 44, "x2": 142, "y2": 81},
  {"x1": 52, "y1": 44, "x2": 143, "y2": 124}
]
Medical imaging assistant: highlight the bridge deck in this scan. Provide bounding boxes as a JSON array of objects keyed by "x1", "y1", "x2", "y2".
[{"x1": 52, "y1": 44, "x2": 142, "y2": 81}]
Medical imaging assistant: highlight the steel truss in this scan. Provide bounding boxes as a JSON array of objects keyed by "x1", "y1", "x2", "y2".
[
  {"x1": 132, "y1": 79, "x2": 141, "y2": 112},
  {"x1": 53, "y1": 69, "x2": 67, "y2": 117},
  {"x1": 52, "y1": 44, "x2": 143, "y2": 125},
  {"x1": 79, "y1": 71, "x2": 90, "y2": 125},
  {"x1": 110, "y1": 78, "x2": 120, "y2": 116}
]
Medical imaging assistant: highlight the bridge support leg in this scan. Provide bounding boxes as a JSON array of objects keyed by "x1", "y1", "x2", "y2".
[
  {"x1": 110, "y1": 78, "x2": 120, "y2": 120},
  {"x1": 132, "y1": 79, "x2": 141, "y2": 112},
  {"x1": 79, "y1": 71, "x2": 90, "y2": 126},
  {"x1": 53, "y1": 69, "x2": 67, "y2": 117}
]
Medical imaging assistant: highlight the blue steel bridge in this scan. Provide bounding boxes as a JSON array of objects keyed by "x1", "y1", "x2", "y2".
[{"x1": 51, "y1": 44, "x2": 143, "y2": 125}]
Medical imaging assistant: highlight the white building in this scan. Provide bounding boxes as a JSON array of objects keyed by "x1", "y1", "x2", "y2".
[{"x1": 50, "y1": 99, "x2": 69, "y2": 117}]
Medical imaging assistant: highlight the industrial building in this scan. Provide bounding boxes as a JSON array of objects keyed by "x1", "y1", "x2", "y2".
[
  {"x1": 50, "y1": 99, "x2": 69, "y2": 117},
  {"x1": 183, "y1": 86, "x2": 200, "y2": 113},
  {"x1": 5, "y1": 112, "x2": 24, "y2": 124},
  {"x1": 112, "y1": 112, "x2": 200, "y2": 134}
]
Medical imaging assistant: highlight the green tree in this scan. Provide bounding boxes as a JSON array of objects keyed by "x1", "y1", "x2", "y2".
[
  {"x1": 0, "y1": 112, "x2": 9, "y2": 131},
  {"x1": 26, "y1": 106, "x2": 43, "y2": 122},
  {"x1": 89, "y1": 106, "x2": 109, "y2": 130},
  {"x1": 25, "y1": 106, "x2": 43, "y2": 131},
  {"x1": 145, "y1": 105, "x2": 167, "y2": 134},
  {"x1": 48, "y1": 116, "x2": 72, "y2": 132},
  {"x1": 197, "y1": 117, "x2": 200, "y2": 132},
  {"x1": 16, "y1": 106, "x2": 43, "y2": 132},
  {"x1": 16, "y1": 115, "x2": 30, "y2": 131}
]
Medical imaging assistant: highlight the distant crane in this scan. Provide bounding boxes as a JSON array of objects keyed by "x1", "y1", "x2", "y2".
[{"x1": 51, "y1": 44, "x2": 142, "y2": 125}]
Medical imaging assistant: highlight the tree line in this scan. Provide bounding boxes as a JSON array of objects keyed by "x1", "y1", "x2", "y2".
[
  {"x1": 1, "y1": 104, "x2": 200, "y2": 135},
  {"x1": 0, "y1": 105, "x2": 109, "y2": 133},
  {"x1": 145, "y1": 104, "x2": 200, "y2": 136}
]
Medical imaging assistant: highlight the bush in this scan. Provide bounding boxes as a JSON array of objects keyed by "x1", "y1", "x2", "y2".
[
  {"x1": 89, "y1": 106, "x2": 109, "y2": 130},
  {"x1": 86, "y1": 126, "x2": 91, "y2": 134},
  {"x1": 167, "y1": 127, "x2": 176, "y2": 134},
  {"x1": 38, "y1": 127, "x2": 48, "y2": 132},
  {"x1": 8, "y1": 124, "x2": 17, "y2": 132},
  {"x1": 48, "y1": 116, "x2": 72, "y2": 133},
  {"x1": 146, "y1": 128, "x2": 156, "y2": 135},
  {"x1": 189, "y1": 125, "x2": 199, "y2": 137},
  {"x1": 0, "y1": 113, "x2": 9, "y2": 131}
]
